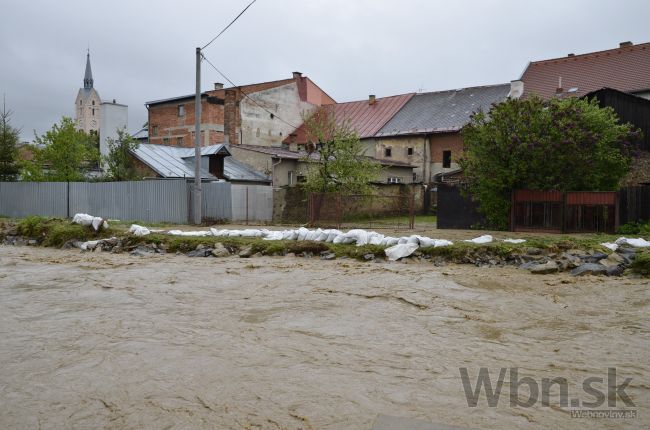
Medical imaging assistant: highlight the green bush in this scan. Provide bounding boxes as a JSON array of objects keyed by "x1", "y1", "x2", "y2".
[
  {"x1": 630, "y1": 252, "x2": 650, "y2": 277},
  {"x1": 17, "y1": 215, "x2": 50, "y2": 237}
]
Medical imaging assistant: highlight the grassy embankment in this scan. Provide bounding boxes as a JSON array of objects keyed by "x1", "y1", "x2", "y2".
[{"x1": 2, "y1": 216, "x2": 649, "y2": 275}]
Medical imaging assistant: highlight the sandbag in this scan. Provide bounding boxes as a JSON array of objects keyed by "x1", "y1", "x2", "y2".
[
  {"x1": 615, "y1": 237, "x2": 650, "y2": 248},
  {"x1": 129, "y1": 224, "x2": 150, "y2": 236},
  {"x1": 464, "y1": 235, "x2": 493, "y2": 244},
  {"x1": 385, "y1": 243, "x2": 419, "y2": 261}
]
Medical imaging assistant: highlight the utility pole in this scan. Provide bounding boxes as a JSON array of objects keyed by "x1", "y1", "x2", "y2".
[{"x1": 193, "y1": 47, "x2": 202, "y2": 224}]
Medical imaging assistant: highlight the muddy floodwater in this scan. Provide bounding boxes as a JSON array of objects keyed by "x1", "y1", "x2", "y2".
[{"x1": 0, "y1": 246, "x2": 648, "y2": 429}]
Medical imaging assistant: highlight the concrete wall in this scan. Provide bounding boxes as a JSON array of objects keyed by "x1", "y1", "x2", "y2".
[{"x1": 99, "y1": 102, "x2": 128, "y2": 159}]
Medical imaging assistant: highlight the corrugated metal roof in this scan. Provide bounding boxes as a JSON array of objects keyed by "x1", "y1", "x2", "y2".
[
  {"x1": 521, "y1": 42, "x2": 650, "y2": 99},
  {"x1": 376, "y1": 84, "x2": 510, "y2": 136},
  {"x1": 131, "y1": 144, "x2": 270, "y2": 183}
]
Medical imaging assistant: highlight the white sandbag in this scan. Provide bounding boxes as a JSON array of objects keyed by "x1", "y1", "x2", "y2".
[
  {"x1": 227, "y1": 230, "x2": 243, "y2": 237},
  {"x1": 344, "y1": 229, "x2": 369, "y2": 246},
  {"x1": 305, "y1": 229, "x2": 320, "y2": 241},
  {"x1": 503, "y1": 238, "x2": 526, "y2": 244},
  {"x1": 615, "y1": 237, "x2": 650, "y2": 248},
  {"x1": 383, "y1": 237, "x2": 399, "y2": 246},
  {"x1": 385, "y1": 243, "x2": 419, "y2": 261},
  {"x1": 433, "y1": 239, "x2": 453, "y2": 247},
  {"x1": 464, "y1": 235, "x2": 493, "y2": 244},
  {"x1": 282, "y1": 230, "x2": 298, "y2": 240},
  {"x1": 333, "y1": 233, "x2": 354, "y2": 244},
  {"x1": 295, "y1": 227, "x2": 309, "y2": 241},
  {"x1": 167, "y1": 229, "x2": 211, "y2": 237},
  {"x1": 240, "y1": 229, "x2": 262, "y2": 237},
  {"x1": 72, "y1": 213, "x2": 107, "y2": 231},
  {"x1": 601, "y1": 242, "x2": 618, "y2": 251},
  {"x1": 263, "y1": 230, "x2": 284, "y2": 241},
  {"x1": 79, "y1": 239, "x2": 101, "y2": 251},
  {"x1": 325, "y1": 230, "x2": 341, "y2": 243},
  {"x1": 397, "y1": 237, "x2": 408, "y2": 245},
  {"x1": 315, "y1": 229, "x2": 329, "y2": 242},
  {"x1": 129, "y1": 224, "x2": 150, "y2": 236},
  {"x1": 368, "y1": 233, "x2": 385, "y2": 246},
  {"x1": 417, "y1": 236, "x2": 437, "y2": 248},
  {"x1": 406, "y1": 235, "x2": 420, "y2": 245}
]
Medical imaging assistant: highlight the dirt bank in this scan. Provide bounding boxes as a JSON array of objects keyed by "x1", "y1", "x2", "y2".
[{"x1": 0, "y1": 247, "x2": 648, "y2": 429}]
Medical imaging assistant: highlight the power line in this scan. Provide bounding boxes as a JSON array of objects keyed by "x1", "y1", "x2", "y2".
[
  {"x1": 201, "y1": 0, "x2": 258, "y2": 50},
  {"x1": 201, "y1": 53, "x2": 299, "y2": 129}
]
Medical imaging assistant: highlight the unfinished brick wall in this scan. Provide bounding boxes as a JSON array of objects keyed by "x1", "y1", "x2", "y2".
[{"x1": 148, "y1": 98, "x2": 225, "y2": 148}]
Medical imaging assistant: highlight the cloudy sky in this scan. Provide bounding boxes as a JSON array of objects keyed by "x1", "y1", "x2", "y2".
[{"x1": 2, "y1": 0, "x2": 649, "y2": 140}]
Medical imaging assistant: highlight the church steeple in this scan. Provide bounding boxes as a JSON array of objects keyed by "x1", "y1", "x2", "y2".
[{"x1": 83, "y1": 50, "x2": 94, "y2": 89}]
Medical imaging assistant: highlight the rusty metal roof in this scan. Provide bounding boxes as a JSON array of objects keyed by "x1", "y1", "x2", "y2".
[{"x1": 521, "y1": 42, "x2": 650, "y2": 99}]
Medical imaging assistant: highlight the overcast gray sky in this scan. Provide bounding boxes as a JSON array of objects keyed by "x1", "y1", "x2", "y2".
[{"x1": 2, "y1": 0, "x2": 649, "y2": 140}]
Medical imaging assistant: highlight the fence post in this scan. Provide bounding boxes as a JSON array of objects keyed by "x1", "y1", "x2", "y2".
[{"x1": 336, "y1": 193, "x2": 342, "y2": 229}]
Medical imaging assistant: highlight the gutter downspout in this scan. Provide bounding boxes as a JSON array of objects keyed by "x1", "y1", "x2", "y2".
[{"x1": 271, "y1": 157, "x2": 282, "y2": 188}]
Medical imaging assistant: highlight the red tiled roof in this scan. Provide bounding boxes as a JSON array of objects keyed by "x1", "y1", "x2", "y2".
[
  {"x1": 284, "y1": 93, "x2": 414, "y2": 144},
  {"x1": 521, "y1": 42, "x2": 650, "y2": 99}
]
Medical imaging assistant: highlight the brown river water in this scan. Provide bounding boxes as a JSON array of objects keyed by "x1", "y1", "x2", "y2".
[{"x1": 0, "y1": 246, "x2": 648, "y2": 429}]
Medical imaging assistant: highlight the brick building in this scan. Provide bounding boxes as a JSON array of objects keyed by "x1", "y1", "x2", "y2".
[{"x1": 146, "y1": 72, "x2": 335, "y2": 149}]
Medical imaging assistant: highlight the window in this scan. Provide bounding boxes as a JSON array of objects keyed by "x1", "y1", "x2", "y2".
[
  {"x1": 387, "y1": 177, "x2": 402, "y2": 184},
  {"x1": 178, "y1": 105, "x2": 185, "y2": 116},
  {"x1": 256, "y1": 128, "x2": 260, "y2": 137},
  {"x1": 297, "y1": 175, "x2": 306, "y2": 183},
  {"x1": 288, "y1": 171, "x2": 294, "y2": 186},
  {"x1": 442, "y1": 150, "x2": 452, "y2": 168},
  {"x1": 176, "y1": 137, "x2": 183, "y2": 147},
  {"x1": 92, "y1": 100, "x2": 95, "y2": 106},
  {"x1": 79, "y1": 100, "x2": 82, "y2": 105},
  {"x1": 270, "y1": 113, "x2": 275, "y2": 119},
  {"x1": 92, "y1": 108, "x2": 95, "y2": 116},
  {"x1": 384, "y1": 147, "x2": 392, "y2": 157},
  {"x1": 412, "y1": 172, "x2": 417, "y2": 182},
  {"x1": 407, "y1": 147, "x2": 414, "y2": 156},
  {"x1": 163, "y1": 137, "x2": 170, "y2": 145},
  {"x1": 152, "y1": 126, "x2": 159, "y2": 136}
]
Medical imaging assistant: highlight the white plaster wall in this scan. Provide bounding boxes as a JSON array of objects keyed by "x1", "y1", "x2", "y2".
[
  {"x1": 240, "y1": 82, "x2": 316, "y2": 147},
  {"x1": 99, "y1": 102, "x2": 128, "y2": 159}
]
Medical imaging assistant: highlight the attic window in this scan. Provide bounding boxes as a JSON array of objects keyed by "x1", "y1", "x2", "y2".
[
  {"x1": 407, "y1": 147, "x2": 414, "y2": 156},
  {"x1": 384, "y1": 147, "x2": 392, "y2": 157},
  {"x1": 92, "y1": 100, "x2": 95, "y2": 105},
  {"x1": 178, "y1": 105, "x2": 185, "y2": 117}
]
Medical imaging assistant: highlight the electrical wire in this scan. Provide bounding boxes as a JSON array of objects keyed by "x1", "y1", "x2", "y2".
[
  {"x1": 201, "y1": 0, "x2": 258, "y2": 50},
  {"x1": 201, "y1": 53, "x2": 299, "y2": 129}
]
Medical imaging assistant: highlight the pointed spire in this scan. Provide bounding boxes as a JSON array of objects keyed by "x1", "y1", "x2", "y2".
[{"x1": 84, "y1": 50, "x2": 93, "y2": 89}]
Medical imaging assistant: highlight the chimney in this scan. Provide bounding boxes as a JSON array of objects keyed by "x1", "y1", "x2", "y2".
[
  {"x1": 214, "y1": 82, "x2": 224, "y2": 90},
  {"x1": 224, "y1": 89, "x2": 238, "y2": 145},
  {"x1": 620, "y1": 41, "x2": 633, "y2": 48},
  {"x1": 292, "y1": 71, "x2": 302, "y2": 79},
  {"x1": 508, "y1": 80, "x2": 524, "y2": 99},
  {"x1": 567, "y1": 53, "x2": 575, "y2": 57},
  {"x1": 369, "y1": 94, "x2": 376, "y2": 105}
]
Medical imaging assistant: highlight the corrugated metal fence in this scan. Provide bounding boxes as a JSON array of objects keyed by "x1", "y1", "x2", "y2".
[
  {"x1": 231, "y1": 184, "x2": 273, "y2": 222},
  {"x1": 0, "y1": 182, "x2": 68, "y2": 218},
  {"x1": 0, "y1": 180, "x2": 273, "y2": 224},
  {"x1": 188, "y1": 181, "x2": 233, "y2": 222}
]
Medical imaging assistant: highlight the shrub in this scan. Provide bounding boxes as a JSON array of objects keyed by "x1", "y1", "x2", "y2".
[
  {"x1": 17, "y1": 215, "x2": 50, "y2": 237},
  {"x1": 630, "y1": 252, "x2": 650, "y2": 277}
]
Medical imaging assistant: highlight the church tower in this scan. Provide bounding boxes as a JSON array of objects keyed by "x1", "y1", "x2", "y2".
[{"x1": 74, "y1": 51, "x2": 101, "y2": 135}]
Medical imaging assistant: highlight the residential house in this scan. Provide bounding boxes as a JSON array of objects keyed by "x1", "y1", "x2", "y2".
[
  {"x1": 280, "y1": 93, "x2": 418, "y2": 184},
  {"x1": 146, "y1": 72, "x2": 335, "y2": 149},
  {"x1": 228, "y1": 144, "x2": 417, "y2": 187},
  {"x1": 514, "y1": 41, "x2": 650, "y2": 185},
  {"x1": 130, "y1": 143, "x2": 271, "y2": 185},
  {"x1": 515, "y1": 41, "x2": 650, "y2": 100}
]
